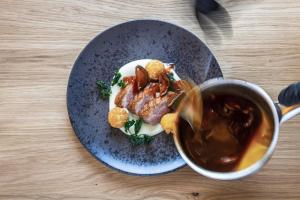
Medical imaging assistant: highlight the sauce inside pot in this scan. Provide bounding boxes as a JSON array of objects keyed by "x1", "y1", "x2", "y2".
[{"x1": 179, "y1": 93, "x2": 272, "y2": 172}]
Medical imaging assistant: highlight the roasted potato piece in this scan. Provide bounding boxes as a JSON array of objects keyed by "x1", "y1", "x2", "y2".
[
  {"x1": 108, "y1": 107, "x2": 129, "y2": 128},
  {"x1": 145, "y1": 60, "x2": 165, "y2": 80},
  {"x1": 160, "y1": 113, "x2": 178, "y2": 134}
]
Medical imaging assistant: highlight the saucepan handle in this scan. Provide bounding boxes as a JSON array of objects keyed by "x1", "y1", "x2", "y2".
[{"x1": 276, "y1": 82, "x2": 300, "y2": 123}]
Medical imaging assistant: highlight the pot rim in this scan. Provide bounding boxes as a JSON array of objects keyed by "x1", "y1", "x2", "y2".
[{"x1": 173, "y1": 78, "x2": 280, "y2": 180}]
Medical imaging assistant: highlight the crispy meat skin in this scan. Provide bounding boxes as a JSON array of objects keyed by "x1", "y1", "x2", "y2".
[
  {"x1": 128, "y1": 83, "x2": 159, "y2": 114},
  {"x1": 114, "y1": 73, "x2": 181, "y2": 125},
  {"x1": 139, "y1": 92, "x2": 177, "y2": 125},
  {"x1": 114, "y1": 83, "x2": 134, "y2": 108}
]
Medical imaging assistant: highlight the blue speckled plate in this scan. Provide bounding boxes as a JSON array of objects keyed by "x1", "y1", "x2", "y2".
[{"x1": 67, "y1": 20, "x2": 222, "y2": 175}]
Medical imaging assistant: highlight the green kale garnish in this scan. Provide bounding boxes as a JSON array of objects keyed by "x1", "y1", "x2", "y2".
[
  {"x1": 143, "y1": 134, "x2": 154, "y2": 144},
  {"x1": 167, "y1": 73, "x2": 176, "y2": 92},
  {"x1": 111, "y1": 70, "x2": 122, "y2": 86},
  {"x1": 167, "y1": 72, "x2": 175, "y2": 82},
  {"x1": 117, "y1": 79, "x2": 126, "y2": 88},
  {"x1": 96, "y1": 80, "x2": 111, "y2": 99},
  {"x1": 111, "y1": 70, "x2": 126, "y2": 88},
  {"x1": 124, "y1": 120, "x2": 135, "y2": 132},
  {"x1": 134, "y1": 118, "x2": 143, "y2": 134},
  {"x1": 128, "y1": 134, "x2": 154, "y2": 146},
  {"x1": 168, "y1": 82, "x2": 175, "y2": 92},
  {"x1": 124, "y1": 118, "x2": 154, "y2": 146}
]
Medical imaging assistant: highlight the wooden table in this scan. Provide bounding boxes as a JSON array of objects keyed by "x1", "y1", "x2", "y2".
[{"x1": 1, "y1": 0, "x2": 299, "y2": 199}]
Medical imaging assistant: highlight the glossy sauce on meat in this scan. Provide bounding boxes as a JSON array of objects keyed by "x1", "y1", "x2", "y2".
[
  {"x1": 109, "y1": 59, "x2": 182, "y2": 137},
  {"x1": 123, "y1": 76, "x2": 139, "y2": 95}
]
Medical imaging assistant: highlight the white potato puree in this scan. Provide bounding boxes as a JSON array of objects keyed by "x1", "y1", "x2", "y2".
[{"x1": 109, "y1": 59, "x2": 181, "y2": 136}]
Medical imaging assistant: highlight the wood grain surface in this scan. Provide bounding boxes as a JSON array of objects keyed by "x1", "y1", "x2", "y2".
[{"x1": 0, "y1": 0, "x2": 299, "y2": 199}]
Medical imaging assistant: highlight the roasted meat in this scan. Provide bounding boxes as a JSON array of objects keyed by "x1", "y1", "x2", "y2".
[
  {"x1": 128, "y1": 83, "x2": 159, "y2": 114},
  {"x1": 139, "y1": 92, "x2": 177, "y2": 125},
  {"x1": 114, "y1": 67, "x2": 182, "y2": 126},
  {"x1": 114, "y1": 83, "x2": 134, "y2": 108}
]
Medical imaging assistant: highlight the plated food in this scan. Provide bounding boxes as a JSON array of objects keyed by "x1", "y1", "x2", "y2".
[
  {"x1": 97, "y1": 59, "x2": 187, "y2": 145},
  {"x1": 69, "y1": 20, "x2": 297, "y2": 178},
  {"x1": 67, "y1": 19, "x2": 222, "y2": 175},
  {"x1": 99, "y1": 57, "x2": 274, "y2": 173},
  {"x1": 96, "y1": 58, "x2": 276, "y2": 175}
]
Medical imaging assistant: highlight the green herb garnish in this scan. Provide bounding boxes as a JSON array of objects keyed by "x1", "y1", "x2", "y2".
[
  {"x1": 167, "y1": 72, "x2": 175, "y2": 82},
  {"x1": 128, "y1": 134, "x2": 154, "y2": 146},
  {"x1": 117, "y1": 79, "x2": 126, "y2": 88},
  {"x1": 124, "y1": 118, "x2": 153, "y2": 146},
  {"x1": 111, "y1": 71, "x2": 121, "y2": 86},
  {"x1": 96, "y1": 80, "x2": 111, "y2": 99},
  {"x1": 124, "y1": 120, "x2": 135, "y2": 132},
  {"x1": 134, "y1": 118, "x2": 143, "y2": 134},
  {"x1": 167, "y1": 73, "x2": 176, "y2": 92},
  {"x1": 143, "y1": 135, "x2": 154, "y2": 143},
  {"x1": 168, "y1": 82, "x2": 175, "y2": 92}
]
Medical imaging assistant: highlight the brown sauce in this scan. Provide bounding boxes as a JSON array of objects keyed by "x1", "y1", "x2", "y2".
[
  {"x1": 123, "y1": 76, "x2": 135, "y2": 85},
  {"x1": 179, "y1": 94, "x2": 263, "y2": 172}
]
